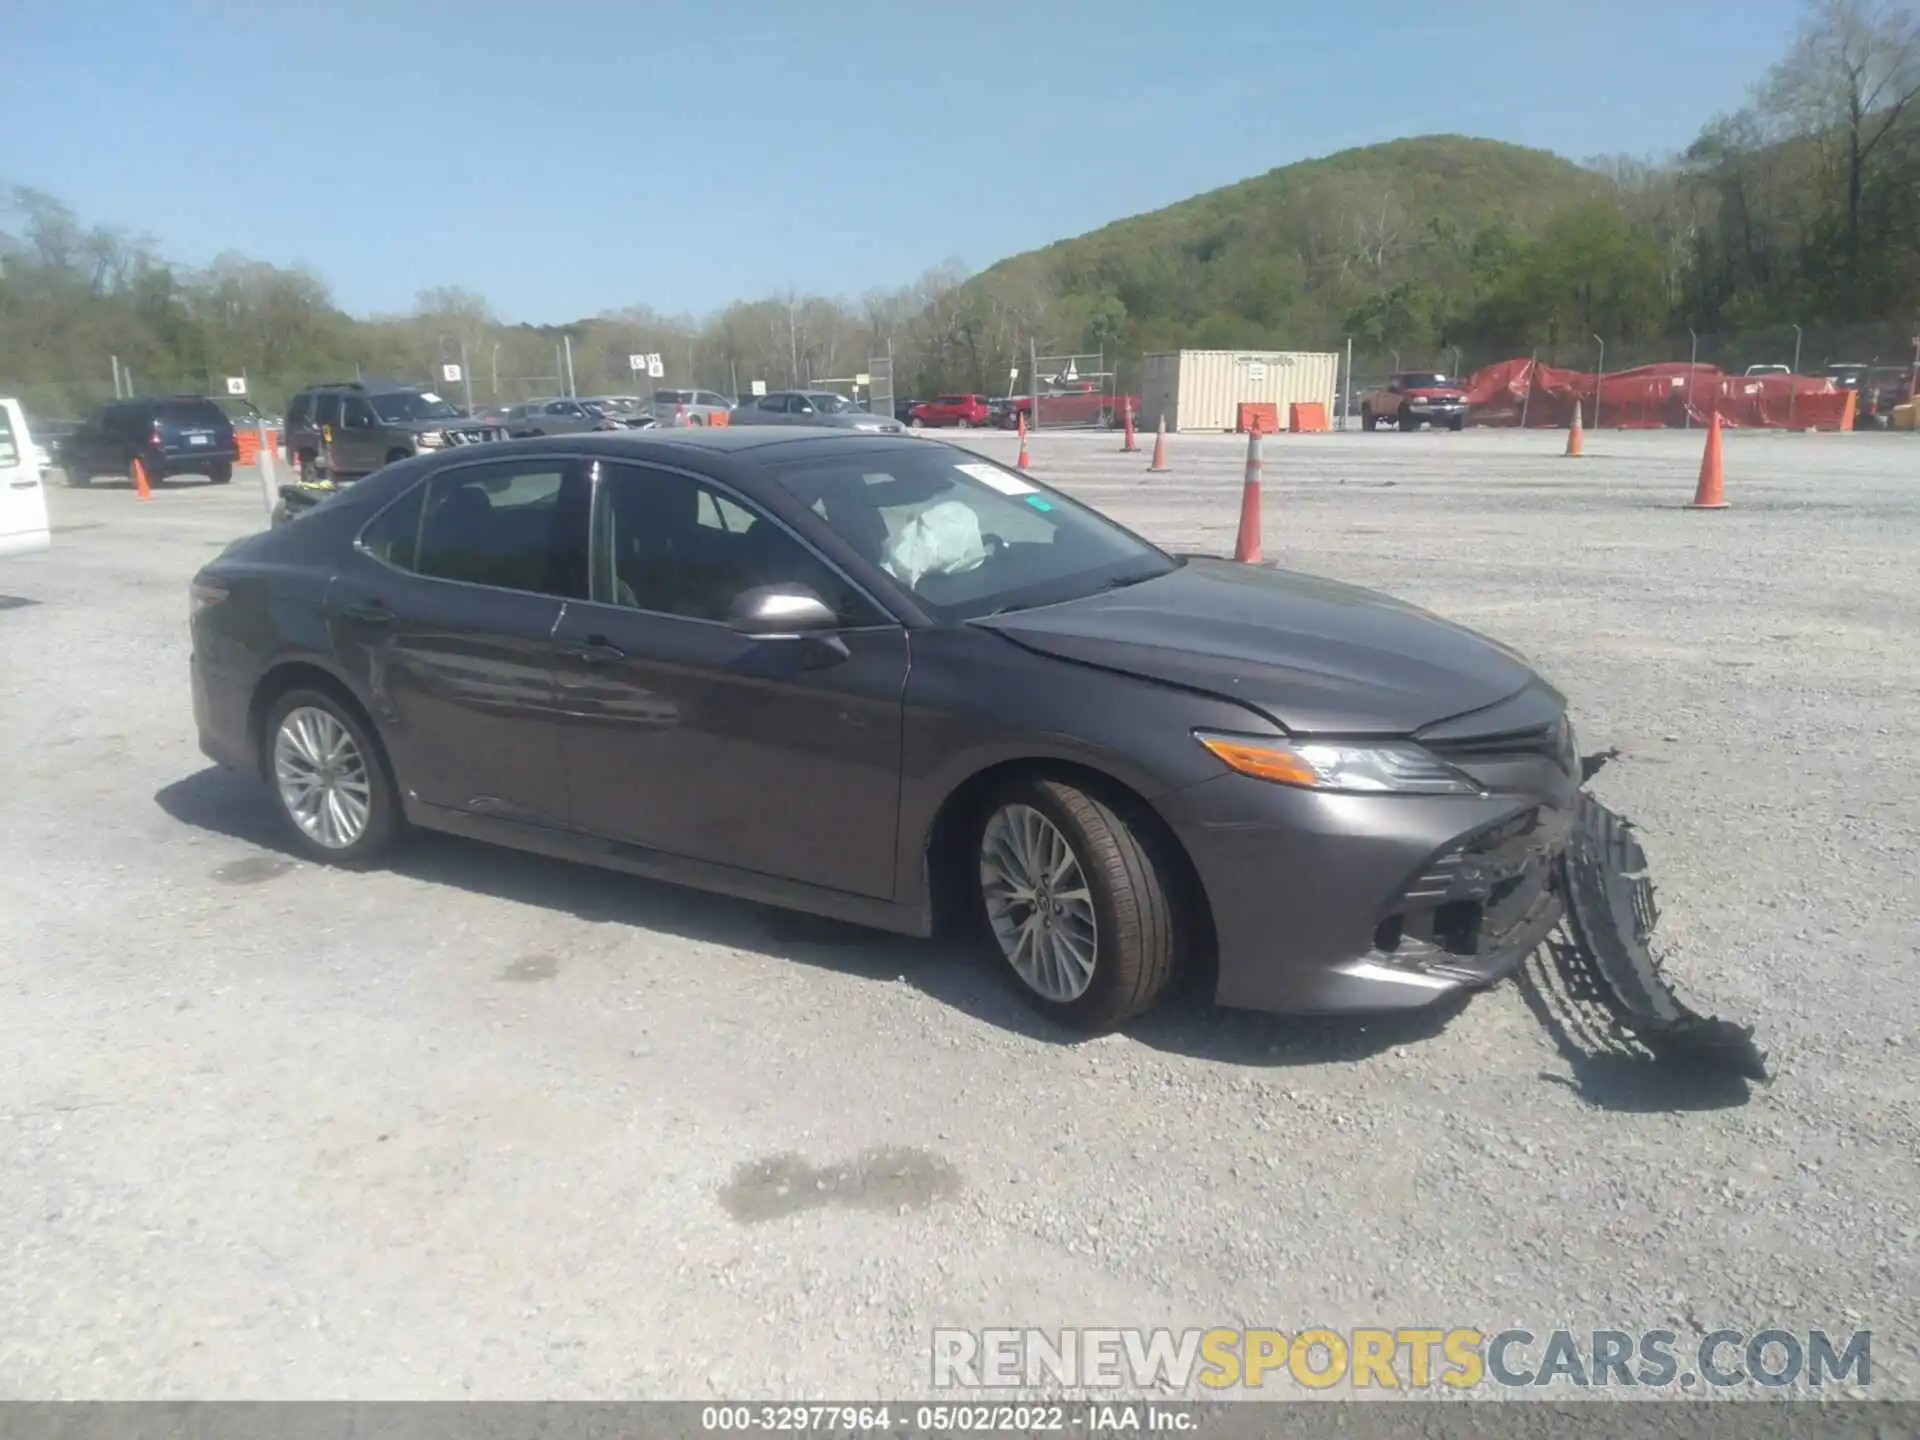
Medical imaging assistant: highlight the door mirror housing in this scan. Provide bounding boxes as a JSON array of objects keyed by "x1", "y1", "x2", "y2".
[{"x1": 727, "y1": 584, "x2": 839, "y2": 638}]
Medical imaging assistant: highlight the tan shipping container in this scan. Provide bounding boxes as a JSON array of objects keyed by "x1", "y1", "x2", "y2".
[{"x1": 1139, "y1": 349, "x2": 1340, "y2": 432}]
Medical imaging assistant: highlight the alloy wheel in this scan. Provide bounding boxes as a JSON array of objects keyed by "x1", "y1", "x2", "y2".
[
  {"x1": 272, "y1": 706, "x2": 372, "y2": 850},
  {"x1": 980, "y1": 803, "x2": 1099, "y2": 1002}
]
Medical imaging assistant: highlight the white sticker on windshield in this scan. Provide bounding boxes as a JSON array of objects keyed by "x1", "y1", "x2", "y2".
[
  {"x1": 421, "y1": 392, "x2": 445, "y2": 403},
  {"x1": 954, "y1": 461, "x2": 1035, "y2": 496}
]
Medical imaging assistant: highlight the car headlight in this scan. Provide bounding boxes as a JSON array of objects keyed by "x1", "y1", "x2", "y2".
[
  {"x1": 416, "y1": 431, "x2": 444, "y2": 448},
  {"x1": 1194, "y1": 732, "x2": 1481, "y2": 795}
]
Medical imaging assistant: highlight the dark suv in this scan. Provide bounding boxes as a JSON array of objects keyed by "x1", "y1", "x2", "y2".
[
  {"x1": 55, "y1": 396, "x2": 238, "y2": 487},
  {"x1": 284, "y1": 379, "x2": 507, "y2": 483}
]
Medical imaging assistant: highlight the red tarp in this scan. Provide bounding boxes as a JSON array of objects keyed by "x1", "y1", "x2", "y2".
[{"x1": 1463, "y1": 358, "x2": 1854, "y2": 430}]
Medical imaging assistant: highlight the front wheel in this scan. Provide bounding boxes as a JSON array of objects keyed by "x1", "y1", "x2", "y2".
[
  {"x1": 1361, "y1": 407, "x2": 1377, "y2": 432},
  {"x1": 262, "y1": 689, "x2": 401, "y2": 867},
  {"x1": 976, "y1": 779, "x2": 1180, "y2": 1031},
  {"x1": 909, "y1": 417, "x2": 925, "y2": 429},
  {"x1": 1398, "y1": 410, "x2": 1419, "y2": 432},
  {"x1": 1447, "y1": 414, "x2": 1466, "y2": 432}
]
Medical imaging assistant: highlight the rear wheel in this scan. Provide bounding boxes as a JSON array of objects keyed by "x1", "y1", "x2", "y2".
[
  {"x1": 909, "y1": 416, "x2": 925, "y2": 428},
  {"x1": 64, "y1": 469, "x2": 92, "y2": 487},
  {"x1": 262, "y1": 688, "x2": 400, "y2": 867},
  {"x1": 208, "y1": 461, "x2": 234, "y2": 484},
  {"x1": 1361, "y1": 407, "x2": 1377, "y2": 432},
  {"x1": 957, "y1": 418, "x2": 973, "y2": 429},
  {"x1": 976, "y1": 778, "x2": 1180, "y2": 1031}
]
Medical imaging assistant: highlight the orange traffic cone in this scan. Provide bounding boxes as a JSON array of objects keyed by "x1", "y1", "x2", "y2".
[
  {"x1": 1016, "y1": 413, "x2": 1031, "y2": 469},
  {"x1": 1565, "y1": 400, "x2": 1585, "y2": 457},
  {"x1": 131, "y1": 457, "x2": 153, "y2": 501},
  {"x1": 1232, "y1": 423, "x2": 1264, "y2": 563},
  {"x1": 1689, "y1": 412, "x2": 1728, "y2": 510},
  {"x1": 1147, "y1": 415, "x2": 1169, "y2": 472},
  {"x1": 1121, "y1": 401, "x2": 1137, "y2": 452}
]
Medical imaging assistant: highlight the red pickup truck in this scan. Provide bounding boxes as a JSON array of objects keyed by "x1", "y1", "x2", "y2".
[
  {"x1": 1358, "y1": 372, "x2": 1469, "y2": 431},
  {"x1": 908, "y1": 394, "x2": 992, "y2": 428},
  {"x1": 994, "y1": 383, "x2": 1141, "y2": 429}
]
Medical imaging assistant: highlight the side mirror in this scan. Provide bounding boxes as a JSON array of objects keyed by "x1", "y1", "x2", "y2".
[{"x1": 727, "y1": 583, "x2": 838, "y2": 637}]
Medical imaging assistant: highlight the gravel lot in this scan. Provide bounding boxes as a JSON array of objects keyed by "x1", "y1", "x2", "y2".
[{"x1": 1, "y1": 426, "x2": 1915, "y2": 1401}]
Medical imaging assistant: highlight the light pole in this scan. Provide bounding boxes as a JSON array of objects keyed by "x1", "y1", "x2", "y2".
[
  {"x1": 1686, "y1": 328, "x2": 1698, "y2": 430},
  {"x1": 1789, "y1": 323, "x2": 1804, "y2": 428},
  {"x1": 1592, "y1": 334, "x2": 1605, "y2": 428}
]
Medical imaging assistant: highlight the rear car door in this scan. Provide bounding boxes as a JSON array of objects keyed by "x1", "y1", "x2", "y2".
[
  {"x1": 0, "y1": 399, "x2": 51, "y2": 556},
  {"x1": 551, "y1": 458, "x2": 908, "y2": 898},
  {"x1": 314, "y1": 392, "x2": 345, "y2": 474},
  {"x1": 330, "y1": 454, "x2": 592, "y2": 827}
]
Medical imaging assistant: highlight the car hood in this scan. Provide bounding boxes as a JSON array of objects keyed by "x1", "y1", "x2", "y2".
[{"x1": 973, "y1": 557, "x2": 1545, "y2": 735}]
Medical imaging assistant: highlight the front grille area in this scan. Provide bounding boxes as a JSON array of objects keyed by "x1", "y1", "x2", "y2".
[
  {"x1": 1424, "y1": 716, "x2": 1572, "y2": 768},
  {"x1": 443, "y1": 426, "x2": 506, "y2": 446},
  {"x1": 1368, "y1": 803, "x2": 1571, "y2": 978}
]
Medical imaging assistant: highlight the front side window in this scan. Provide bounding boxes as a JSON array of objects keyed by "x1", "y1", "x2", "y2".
[
  {"x1": 343, "y1": 397, "x2": 377, "y2": 429},
  {"x1": 768, "y1": 447, "x2": 1173, "y2": 620},
  {"x1": 596, "y1": 463, "x2": 882, "y2": 626},
  {"x1": 410, "y1": 460, "x2": 588, "y2": 597}
]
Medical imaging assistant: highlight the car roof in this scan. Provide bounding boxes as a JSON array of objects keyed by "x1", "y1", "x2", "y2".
[{"x1": 487, "y1": 427, "x2": 911, "y2": 458}]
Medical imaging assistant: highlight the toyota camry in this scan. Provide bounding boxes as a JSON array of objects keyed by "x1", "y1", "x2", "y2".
[{"x1": 190, "y1": 427, "x2": 1598, "y2": 1032}]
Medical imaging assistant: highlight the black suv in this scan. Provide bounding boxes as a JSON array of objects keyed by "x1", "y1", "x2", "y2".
[
  {"x1": 55, "y1": 396, "x2": 238, "y2": 487},
  {"x1": 283, "y1": 379, "x2": 507, "y2": 483}
]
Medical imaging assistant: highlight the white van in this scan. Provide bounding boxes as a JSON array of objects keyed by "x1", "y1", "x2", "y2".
[{"x1": 1, "y1": 398, "x2": 53, "y2": 556}]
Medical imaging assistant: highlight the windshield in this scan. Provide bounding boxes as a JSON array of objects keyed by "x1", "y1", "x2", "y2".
[
  {"x1": 653, "y1": 390, "x2": 695, "y2": 404},
  {"x1": 370, "y1": 391, "x2": 462, "y2": 422},
  {"x1": 807, "y1": 394, "x2": 857, "y2": 414},
  {"x1": 769, "y1": 446, "x2": 1174, "y2": 621},
  {"x1": 1397, "y1": 373, "x2": 1453, "y2": 389}
]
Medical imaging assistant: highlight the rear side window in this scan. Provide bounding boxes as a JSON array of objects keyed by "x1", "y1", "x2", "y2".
[
  {"x1": 359, "y1": 481, "x2": 428, "y2": 571},
  {"x1": 412, "y1": 460, "x2": 588, "y2": 598},
  {"x1": 156, "y1": 400, "x2": 229, "y2": 426}
]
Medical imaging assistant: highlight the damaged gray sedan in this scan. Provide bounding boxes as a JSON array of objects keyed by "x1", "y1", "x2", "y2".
[{"x1": 191, "y1": 432, "x2": 1762, "y2": 1076}]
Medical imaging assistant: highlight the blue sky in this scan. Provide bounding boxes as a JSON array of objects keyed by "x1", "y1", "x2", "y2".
[{"x1": 2, "y1": 0, "x2": 1806, "y2": 325}]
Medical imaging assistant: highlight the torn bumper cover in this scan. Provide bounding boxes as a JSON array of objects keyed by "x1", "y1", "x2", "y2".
[{"x1": 1554, "y1": 791, "x2": 1771, "y2": 1082}]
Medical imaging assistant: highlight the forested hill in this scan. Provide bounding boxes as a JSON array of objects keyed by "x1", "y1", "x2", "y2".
[{"x1": 951, "y1": 135, "x2": 1619, "y2": 363}]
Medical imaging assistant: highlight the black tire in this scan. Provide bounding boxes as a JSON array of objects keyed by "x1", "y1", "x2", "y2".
[
  {"x1": 64, "y1": 469, "x2": 92, "y2": 488},
  {"x1": 298, "y1": 452, "x2": 322, "y2": 484},
  {"x1": 1398, "y1": 410, "x2": 1418, "y2": 432},
  {"x1": 260, "y1": 686, "x2": 402, "y2": 868},
  {"x1": 1361, "y1": 407, "x2": 1377, "y2": 432},
  {"x1": 1447, "y1": 414, "x2": 1465, "y2": 431},
  {"x1": 909, "y1": 416, "x2": 925, "y2": 428},
  {"x1": 974, "y1": 777, "x2": 1181, "y2": 1031},
  {"x1": 208, "y1": 461, "x2": 234, "y2": 484}
]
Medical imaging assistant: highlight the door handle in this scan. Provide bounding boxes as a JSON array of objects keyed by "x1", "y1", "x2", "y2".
[
  {"x1": 344, "y1": 602, "x2": 394, "y2": 624},
  {"x1": 564, "y1": 639, "x2": 626, "y2": 665}
]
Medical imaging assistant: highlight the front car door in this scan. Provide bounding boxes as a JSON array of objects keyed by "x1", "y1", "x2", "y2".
[
  {"x1": 329, "y1": 453, "x2": 593, "y2": 827},
  {"x1": 0, "y1": 398, "x2": 51, "y2": 556},
  {"x1": 337, "y1": 393, "x2": 384, "y2": 475},
  {"x1": 550, "y1": 456, "x2": 907, "y2": 898}
]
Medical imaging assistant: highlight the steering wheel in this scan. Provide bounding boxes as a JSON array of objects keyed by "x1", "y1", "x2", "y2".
[{"x1": 981, "y1": 533, "x2": 1008, "y2": 558}]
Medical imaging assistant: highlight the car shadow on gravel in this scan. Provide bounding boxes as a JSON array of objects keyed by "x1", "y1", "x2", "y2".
[{"x1": 159, "y1": 765, "x2": 1494, "y2": 1072}]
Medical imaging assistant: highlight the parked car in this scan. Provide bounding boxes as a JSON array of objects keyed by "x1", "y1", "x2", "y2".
[
  {"x1": 1, "y1": 397, "x2": 51, "y2": 556},
  {"x1": 1862, "y1": 366, "x2": 1914, "y2": 427},
  {"x1": 284, "y1": 380, "x2": 508, "y2": 484},
  {"x1": 1744, "y1": 364, "x2": 1791, "y2": 378},
  {"x1": 1357, "y1": 373, "x2": 1469, "y2": 432},
  {"x1": 995, "y1": 383, "x2": 1141, "y2": 430},
  {"x1": 56, "y1": 395, "x2": 239, "y2": 486},
  {"x1": 502, "y1": 398, "x2": 629, "y2": 436},
  {"x1": 908, "y1": 394, "x2": 993, "y2": 429},
  {"x1": 190, "y1": 426, "x2": 1605, "y2": 1033},
  {"x1": 892, "y1": 397, "x2": 921, "y2": 424},
  {"x1": 729, "y1": 391, "x2": 904, "y2": 432},
  {"x1": 647, "y1": 388, "x2": 735, "y2": 426}
]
